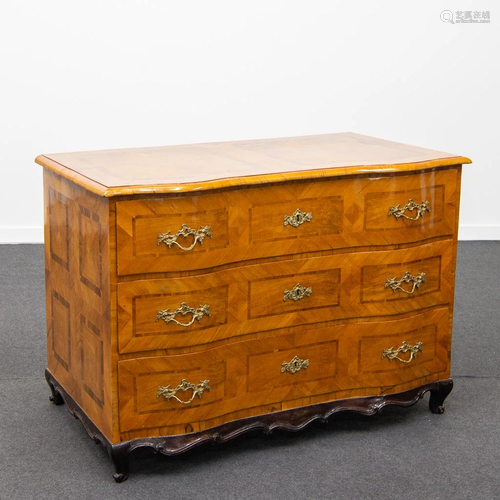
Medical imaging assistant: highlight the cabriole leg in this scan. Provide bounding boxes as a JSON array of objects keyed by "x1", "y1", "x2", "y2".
[
  {"x1": 429, "y1": 379, "x2": 453, "y2": 414},
  {"x1": 45, "y1": 370, "x2": 64, "y2": 405},
  {"x1": 109, "y1": 444, "x2": 131, "y2": 483}
]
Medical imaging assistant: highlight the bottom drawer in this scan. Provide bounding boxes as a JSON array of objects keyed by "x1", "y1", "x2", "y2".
[{"x1": 118, "y1": 308, "x2": 450, "y2": 434}]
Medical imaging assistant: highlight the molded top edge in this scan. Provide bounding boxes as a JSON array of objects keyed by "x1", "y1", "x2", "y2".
[{"x1": 35, "y1": 133, "x2": 471, "y2": 197}]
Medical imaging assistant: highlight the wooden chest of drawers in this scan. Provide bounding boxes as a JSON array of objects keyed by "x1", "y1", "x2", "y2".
[{"x1": 36, "y1": 133, "x2": 471, "y2": 481}]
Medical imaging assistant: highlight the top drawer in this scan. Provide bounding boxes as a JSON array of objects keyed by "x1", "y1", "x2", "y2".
[{"x1": 116, "y1": 167, "x2": 460, "y2": 275}]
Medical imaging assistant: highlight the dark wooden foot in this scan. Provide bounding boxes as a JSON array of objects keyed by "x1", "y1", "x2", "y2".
[
  {"x1": 45, "y1": 370, "x2": 64, "y2": 405},
  {"x1": 109, "y1": 444, "x2": 131, "y2": 483},
  {"x1": 429, "y1": 379, "x2": 453, "y2": 414}
]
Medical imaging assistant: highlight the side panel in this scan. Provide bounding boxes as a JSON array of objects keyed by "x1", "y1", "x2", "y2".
[{"x1": 44, "y1": 170, "x2": 112, "y2": 439}]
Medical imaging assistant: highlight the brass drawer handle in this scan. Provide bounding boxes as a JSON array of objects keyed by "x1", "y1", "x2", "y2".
[
  {"x1": 156, "y1": 302, "x2": 211, "y2": 327},
  {"x1": 284, "y1": 208, "x2": 312, "y2": 228},
  {"x1": 385, "y1": 271, "x2": 425, "y2": 295},
  {"x1": 382, "y1": 341, "x2": 423, "y2": 364},
  {"x1": 284, "y1": 283, "x2": 312, "y2": 302},
  {"x1": 157, "y1": 379, "x2": 211, "y2": 405},
  {"x1": 388, "y1": 199, "x2": 430, "y2": 221},
  {"x1": 281, "y1": 356, "x2": 309, "y2": 374},
  {"x1": 157, "y1": 224, "x2": 212, "y2": 251}
]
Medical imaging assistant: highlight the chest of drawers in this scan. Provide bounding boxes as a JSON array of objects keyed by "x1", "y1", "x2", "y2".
[{"x1": 36, "y1": 133, "x2": 471, "y2": 481}]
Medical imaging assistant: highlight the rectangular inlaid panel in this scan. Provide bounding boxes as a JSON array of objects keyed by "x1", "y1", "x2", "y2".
[
  {"x1": 364, "y1": 185, "x2": 444, "y2": 231},
  {"x1": 118, "y1": 355, "x2": 228, "y2": 432},
  {"x1": 119, "y1": 282, "x2": 229, "y2": 347},
  {"x1": 44, "y1": 170, "x2": 112, "y2": 439},
  {"x1": 118, "y1": 278, "x2": 232, "y2": 353},
  {"x1": 247, "y1": 341, "x2": 338, "y2": 392},
  {"x1": 116, "y1": 168, "x2": 460, "y2": 276},
  {"x1": 79, "y1": 206, "x2": 103, "y2": 297},
  {"x1": 249, "y1": 269, "x2": 341, "y2": 319},
  {"x1": 48, "y1": 188, "x2": 69, "y2": 271},
  {"x1": 249, "y1": 196, "x2": 343, "y2": 243},
  {"x1": 360, "y1": 256, "x2": 441, "y2": 303},
  {"x1": 355, "y1": 307, "x2": 449, "y2": 387},
  {"x1": 116, "y1": 196, "x2": 231, "y2": 275},
  {"x1": 51, "y1": 290, "x2": 71, "y2": 371},
  {"x1": 80, "y1": 315, "x2": 104, "y2": 408}
]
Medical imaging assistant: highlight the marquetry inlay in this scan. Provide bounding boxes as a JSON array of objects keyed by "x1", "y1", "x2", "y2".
[
  {"x1": 51, "y1": 290, "x2": 71, "y2": 371},
  {"x1": 49, "y1": 188, "x2": 69, "y2": 271},
  {"x1": 79, "y1": 206, "x2": 103, "y2": 297},
  {"x1": 80, "y1": 315, "x2": 104, "y2": 408}
]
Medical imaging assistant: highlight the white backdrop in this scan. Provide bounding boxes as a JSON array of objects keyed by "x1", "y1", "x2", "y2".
[{"x1": 0, "y1": 0, "x2": 498, "y2": 243}]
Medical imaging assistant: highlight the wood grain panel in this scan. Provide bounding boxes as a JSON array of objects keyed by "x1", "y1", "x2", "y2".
[
  {"x1": 116, "y1": 196, "x2": 231, "y2": 275},
  {"x1": 80, "y1": 315, "x2": 104, "y2": 408},
  {"x1": 51, "y1": 290, "x2": 71, "y2": 371},
  {"x1": 79, "y1": 205, "x2": 103, "y2": 297},
  {"x1": 247, "y1": 341, "x2": 338, "y2": 393},
  {"x1": 356, "y1": 309, "x2": 449, "y2": 388},
  {"x1": 116, "y1": 168, "x2": 459, "y2": 275},
  {"x1": 361, "y1": 256, "x2": 441, "y2": 303},
  {"x1": 44, "y1": 170, "x2": 112, "y2": 439},
  {"x1": 364, "y1": 185, "x2": 444, "y2": 231},
  {"x1": 48, "y1": 188, "x2": 69, "y2": 270},
  {"x1": 249, "y1": 269, "x2": 341, "y2": 319},
  {"x1": 120, "y1": 282, "x2": 229, "y2": 336},
  {"x1": 250, "y1": 196, "x2": 343, "y2": 243},
  {"x1": 118, "y1": 355, "x2": 228, "y2": 432}
]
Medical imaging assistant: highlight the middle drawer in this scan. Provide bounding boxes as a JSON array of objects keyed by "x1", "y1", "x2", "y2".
[{"x1": 118, "y1": 239, "x2": 454, "y2": 353}]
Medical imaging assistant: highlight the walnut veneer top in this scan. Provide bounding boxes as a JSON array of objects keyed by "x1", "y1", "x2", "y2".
[{"x1": 35, "y1": 132, "x2": 471, "y2": 197}]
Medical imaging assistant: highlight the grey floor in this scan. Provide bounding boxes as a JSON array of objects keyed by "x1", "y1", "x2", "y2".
[{"x1": 0, "y1": 242, "x2": 499, "y2": 500}]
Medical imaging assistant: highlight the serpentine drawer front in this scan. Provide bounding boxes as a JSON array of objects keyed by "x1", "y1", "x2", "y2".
[
  {"x1": 117, "y1": 238, "x2": 453, "y2": 353},
  {"x1": 37, "y1": 133, "x2": 470, "y2": 481},
  {"x1": 117, "y1": 306, "x2": 448, "y2": 434},
  {"x1": 115, "y1": 168, "x2": 459, "y2": 275}
]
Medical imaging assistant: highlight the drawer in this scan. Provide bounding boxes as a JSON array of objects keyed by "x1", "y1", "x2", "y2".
[
  {"x1": 118, "y1": 239, "x2": 454, "y2": 353},
  {"x1": 115, "y1": 168, "x2": 459, "y2": 275},
  {"x1": 117, "y1": 308, "x2": 450, "y2": 434}
]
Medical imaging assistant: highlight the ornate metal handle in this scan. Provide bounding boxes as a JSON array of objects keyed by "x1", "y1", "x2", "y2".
[
  {"x1": 157, "y1": 224, "x2": 212, "y2": 251},
  {"x1": 388, "y1": 199, "x2": 430, "y2": 221},
  {"x1": 284, "y1": 208, "x2": 312, "y2": 228},
  {"x1": 156, "y1": 302, "x2": 211, "y2": 327},
  {"x1": 385, "y1": 272, "x2": 425, "y2": 294},
  {"x1": 382, "y1": 341, "x2": 423, "y2": 364},
  {"x1": 157, "y1": 379, "x2": 211, "y2": 405},
  {"x1": 281, "y1": 356, "x2": 309, "y2": 374},
  {"x1": 283, "y1": 283, "x2": 312, "y2": 302}
]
